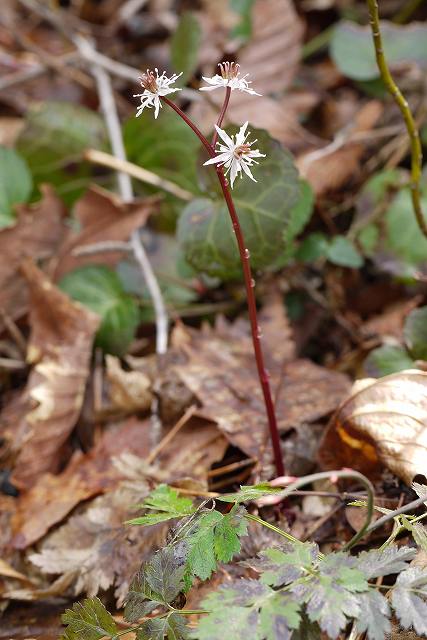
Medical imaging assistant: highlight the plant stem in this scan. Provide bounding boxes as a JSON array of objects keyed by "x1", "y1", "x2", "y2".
[
  {"x1": 366, "y1": 0, "x2": 427, "y2": 238},
  {"x1": 245, "y1": 513, "x2": 304, "y2": 546},
  {"x1": 212, "y1": 86, "x2": 231, "y2": 147},
  {"x1": 162, "y1": 97, "x2": 285, "y2": 477}
]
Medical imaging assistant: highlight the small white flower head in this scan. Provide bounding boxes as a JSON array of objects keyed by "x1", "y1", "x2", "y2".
[
  {"x1": 204, "y1": 122, "x2": 265, "y2": 188},
  {"x1": 200, "y1": 61, "x2": 261, "y2": 96},
  {"x1": 133, "y1": 68, "x2": 182, "y2": 119}
]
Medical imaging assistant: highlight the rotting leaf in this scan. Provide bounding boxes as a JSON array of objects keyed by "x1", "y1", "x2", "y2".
[
  {"x1": 8, "y1": 262, "x2": 100, "y2": 490},
  {"x1": 319, "y1": 370, "x2": 427, "y2": 485},
  {"x1": 0, "y1": 184, "x2": 67, "y2": 331}
]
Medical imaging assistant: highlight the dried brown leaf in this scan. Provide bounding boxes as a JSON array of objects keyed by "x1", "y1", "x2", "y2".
[
  {"x1": 8, "y1": 262, "x2": 100, "y2": 490},
  {"x1": 319, "y1": 370, "x2": 427, "y2": 485},
  {"x1": 105, "y1": 355, "x2": 153, "y2": 414},
  {"x1": 0, "y1": 185, "x2": 67, "y2": 331},
  {"x1": 51, "y1": 186, "x2": 157, "y2": 280}
]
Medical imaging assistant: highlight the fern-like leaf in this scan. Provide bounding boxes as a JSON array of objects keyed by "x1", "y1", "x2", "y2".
[
  {"x1": 392, "y1": 567, "x2": 427, "y2": 636},
  {"x1": 127, "y1": 485, "x2": 196, "y2": 526},
  {"x1": 61, "y1": 597, "x2": 118, "y2": 640}
]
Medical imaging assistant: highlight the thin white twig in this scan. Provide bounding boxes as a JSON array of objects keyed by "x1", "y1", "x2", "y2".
[
  {"x1": 72, "y1": 240, "x2": 131, "y2": 257},
  {"x1": 117, "y1": 0, "x2": 149, "y2": 25},
  {"x1": 77, "y1": 36, "x2": 169, "y2": 354}
]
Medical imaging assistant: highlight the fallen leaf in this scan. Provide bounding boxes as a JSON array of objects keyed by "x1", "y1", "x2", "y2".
[
  {"x1": 0, "y1": 184, "x2": 67, "y2": 331},
  {"x1": 29, "y1": 481, "x2": 168, "y2": 604},
  {"x1": 51, "y1": 186, "x2": 157, "y2": 280},
  {"x1": 8, "y1": 262, "x2": 100, "y2": 490},
  {"x1": 319, "y1": 370, "x2": 427, "y2": 485},
  {"x1": 173, "y1": 317, "x2": 350, "y2": 461},
  {"x1": 361, "y1": 297, "x2": 423, "y2": 341},
  {"x1": 11, "y1": 417, "x2": 152, "y2": 549},
  {"x1": 0, "y1": 559, "x2": 33, "y2": 583},
  {"x1": 105, "y1": 355, "x2": 153, "y2": 415},
  {"x1": 297, "y1": 101, "x2": 383, "y2": 196}
]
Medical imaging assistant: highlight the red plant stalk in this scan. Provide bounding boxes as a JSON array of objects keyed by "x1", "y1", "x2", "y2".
[{"x1": 162, "y1": 95, "x2": 285, "y2": 477}]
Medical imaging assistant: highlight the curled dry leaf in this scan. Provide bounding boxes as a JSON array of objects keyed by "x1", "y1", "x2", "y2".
[
  {"x1": 51, "y1": 186, "x2": 157, "y2": 280},
  {"x1": 319, "y1": 370, "x2": 427, "y2": 485},
  {"x1": 7, "y1": 262, "x2": 100, "y2": 490},
  {"x1": 105, "y1": 355, "x2": 153, "y2": 414},
  {"x1": 0, "y1": 184, "x2": 66, "y2": 331}
]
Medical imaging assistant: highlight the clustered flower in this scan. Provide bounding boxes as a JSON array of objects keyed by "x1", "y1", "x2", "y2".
[{"x1": 134, "y1": 62, "x2": 264, "y2": 187}]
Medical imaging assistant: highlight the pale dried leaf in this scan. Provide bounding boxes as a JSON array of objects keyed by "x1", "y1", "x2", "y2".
[
  {"x1": 319, "y1": 370, "x2": 427, "y2": 485},
  {"x1": 105, "y1": 355, "x2": 153, "y2": 414},
  {"x1": 9, "y1": 262, "x2": 100, "y2": 490}
]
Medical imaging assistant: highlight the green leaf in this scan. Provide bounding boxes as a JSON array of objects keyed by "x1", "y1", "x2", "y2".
[
  {"x1": 0, "y1": 146, "x2": 32, "y2": 228},
  {"x1": 61, "y1": 597, "x2": 118, "y2": 640},
  {"x1": 364, "y1": 345, "x2": 415, "y2": 377},
  {"x1": 195, "y1": 580, "x2": 301, "y2": 640},
  {"x1": 16, "y1": 102, "x2": 106, "y2": 205},
  {"x1": 137, "y1": 613, "x2": 189, "y2": 640},
  {"x1": 401, "y1": 518, "x2": 427, "y2": 552},
  {"x1": 357, "y1": 224, "x2": 379, "y2": 256},
  {"x1": 127, "y1": 484, "x2": 197, "y2": 526},
  {"x1": 245, "y1": 543, "x2": 318, "y2": 587},
  {"x1": 124, "y1": 546, "x2": 186, "y2": 623},
  {"x1": 59, "y1": 265, "x2": 139, "y2": 356},
  {"x1": 355, "y1": 546, "x2": 416, "y2": 579},
  {"x1": 354, "y1": 591, "x2": 391, "y2": 640},
  {"x1": 392, "y1": 568, "x2": 427, "y2": 636},
  {"x1": 384, "y1": 185, "x2": 427, "y2": 269},
  {"x1": 230, "y1": 0, "x2": 256, "y2": 41},
  {"x1": 177, "y1": 127, "x2": 300, "y2": 280},
  {"x1": 327, "y1": 236, "x2": 363, "y2": 268},
  {"x1": 170, "y1": 12, "x2": 201, "y2": 85},
  {"x1": 292, "y1": 553, "x2": 368, "y2": 639},
  {"x1": 296, "y1": 232, "x2": 329, "y2": 263},
  {"x1": 282, "y1": 180, "x2": 314, "y2": 261},
  {"x1": 213, "y1": 505, "x2": 248, "y2": 563},
  {"x1": 124, "y1": 108, "x2": 201, "y2": 196},
  {"x1": 330, "y1": 20, "x2": 427, "y2": 81},
  {"x1": 218, "y1": 483, "x2": 285, "y2": 504},
  {"x1": 404, "y1": 306, "x2": 427, "y2": 360}
]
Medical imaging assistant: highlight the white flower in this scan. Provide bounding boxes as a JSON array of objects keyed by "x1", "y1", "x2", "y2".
[
  {"x1": 134, "y1": 68, "x2": 182, "y2": 119},
  {"x1": 200, "y1": 61, "x2": 261, "y2": 96},
  {"x1": 204, "y1": 122, "x2": 265, "y2": 188}
]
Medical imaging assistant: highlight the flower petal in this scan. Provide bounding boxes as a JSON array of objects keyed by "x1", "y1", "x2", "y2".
[{"x1": 214, "y1": 125, "x2": 234, "y2": 149}]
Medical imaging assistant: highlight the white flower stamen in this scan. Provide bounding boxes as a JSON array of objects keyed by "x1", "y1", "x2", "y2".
[
  {"x1": 204, "y1": 122, "x2": 265, "y2": 188},
  {"x1": 200, "y1": 62, "x2": 261, "y2": 96},
  {"x1": 133, "y1": 68, "x2": 182, "y2": 119}
]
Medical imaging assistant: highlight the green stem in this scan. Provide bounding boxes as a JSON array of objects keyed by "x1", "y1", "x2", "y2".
[
  {"x1": 393, "y1": 0, "x2": 423, "y2": 24},
  {"x1": 366, "y1": 0, "x2": 427, "y2": 238},
  {"x1": 245, "y1": 513, "x2": 303, "y2": 546}
]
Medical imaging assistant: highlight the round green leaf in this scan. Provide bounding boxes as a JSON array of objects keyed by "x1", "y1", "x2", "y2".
[
  {"x1": 296, "y1": 232, "x2": 330, "y2": 263},
  {"x1": 0, "y1": 146, "x2": 32, "y2": 228},
  {"x1": 364, "y1": 345, "x2": 415, "y2": 378},
  {"x1": 177, "y1": 127, "x2": 299, "y2": 280},
  {"x1": 59, "y1": 265, "x2": 139, "y2": 356},
  {"x1": 385, "y1": 186, "x2": 427, "y2": 267},
  {"x1": 327, "y1": 236, "x2": 363, "y2": 268},
  {"x1": 404, "y1": 306, "x2": 427, "y2": 360}
]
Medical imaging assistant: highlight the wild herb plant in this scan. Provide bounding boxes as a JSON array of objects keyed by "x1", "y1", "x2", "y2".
[{"x1": 62, "y1": 479, "x2": 427, "y2": 640}]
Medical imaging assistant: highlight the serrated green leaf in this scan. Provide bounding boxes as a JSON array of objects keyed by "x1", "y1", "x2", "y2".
[
  {"x1": 0, "y1": 145, "x2": 33, "y2": 228},
  {"x1": 195, "y1": 580, "x2": 301, "y2": 640},
  {"x1": 364, "y1": 345, "x2": 415, "y2": 377},
  {"x1": 137, "y1": 613, "x2": 189, "y2": 640},
  {"x1": 413, "y1": 482, "x2": 427, "y2": 504},
  {"x1": 354, "y1": 590, "x2": 391, "y2": 640},
  {"x1": 296, "y1": 232, "x2": 329, "y2": 263},
  {"x1": 356, "y1": 546, "x2": 416, "y2": 580},
  {"x1": 327, "y1": 236, "x2": 363, "y2": 268},
  {"x1": 61, "y1": 596, "x2": 118, "y2": 640},
  {"x1": 214, "y1": 505, "x2": 248, "y2": 562},
  {"x1": 124, "y1": 545, "x2": 186, "y2": 623},
  {"x1": 392, "y1": 567, "x2": 427, "y2": 635},
  {"x1": 218, "y1": 483, "x2": 285, "y2": 504},
  {"x1": 127, "y1": 485, "x2": 196, "y2": 526},
  {"x1": 292, "y1": 553, "x2": 368, "y2": 639},
  {"x1": 177, "y1": 127, "x2": 299, "y2": 281},
  {"x1": 330, "y1": 20, "x2": 427, "y2": 81},
  {"x1": 16, "y1": 101, "x2": 106, "y2": 205},
  {"x1": 186, "y1": 510, "x2": 223, "y2": 581},
  {"x1": 245, "y1": 543, "x2": 318, "y2": 587},
  {"x1": 171, "y1": 12, "x2": 201, "y2": 85},
  {"x1": 404, "y1": 306, "x2": 427, "y2": 360},
  {"x1": 59, "y1": 265, "x2": 139, "y2": 356}
]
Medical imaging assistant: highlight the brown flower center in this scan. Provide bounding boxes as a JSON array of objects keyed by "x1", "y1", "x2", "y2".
[
  {"x1": 219, "y1": 61, "x2": 240, "y2": 80},
  {"x1": 139, "y1": 70, "x2": 158, "y2": 93},
  {"x1": 234, "y1": 144, "x2": 251, "y2": 158}
]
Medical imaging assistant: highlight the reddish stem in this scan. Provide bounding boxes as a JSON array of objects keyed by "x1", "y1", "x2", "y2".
[
  {"x1": 162, "y1": 97, "x2": 285, "y2": 477},
  {"x1": 211, "y1": 86, "x2": 231, "y2": 148}
]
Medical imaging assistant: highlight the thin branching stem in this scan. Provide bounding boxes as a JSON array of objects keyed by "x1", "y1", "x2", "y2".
[
  {"x1": 212, "y1": 86, "x2": 231, "y2": 147},
  {"x1": 162, "y1": 96, "x2": 285, "y2": 477},
  {"x1": 366, "y1": 0, "x2": 427, "y2": 237}
]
